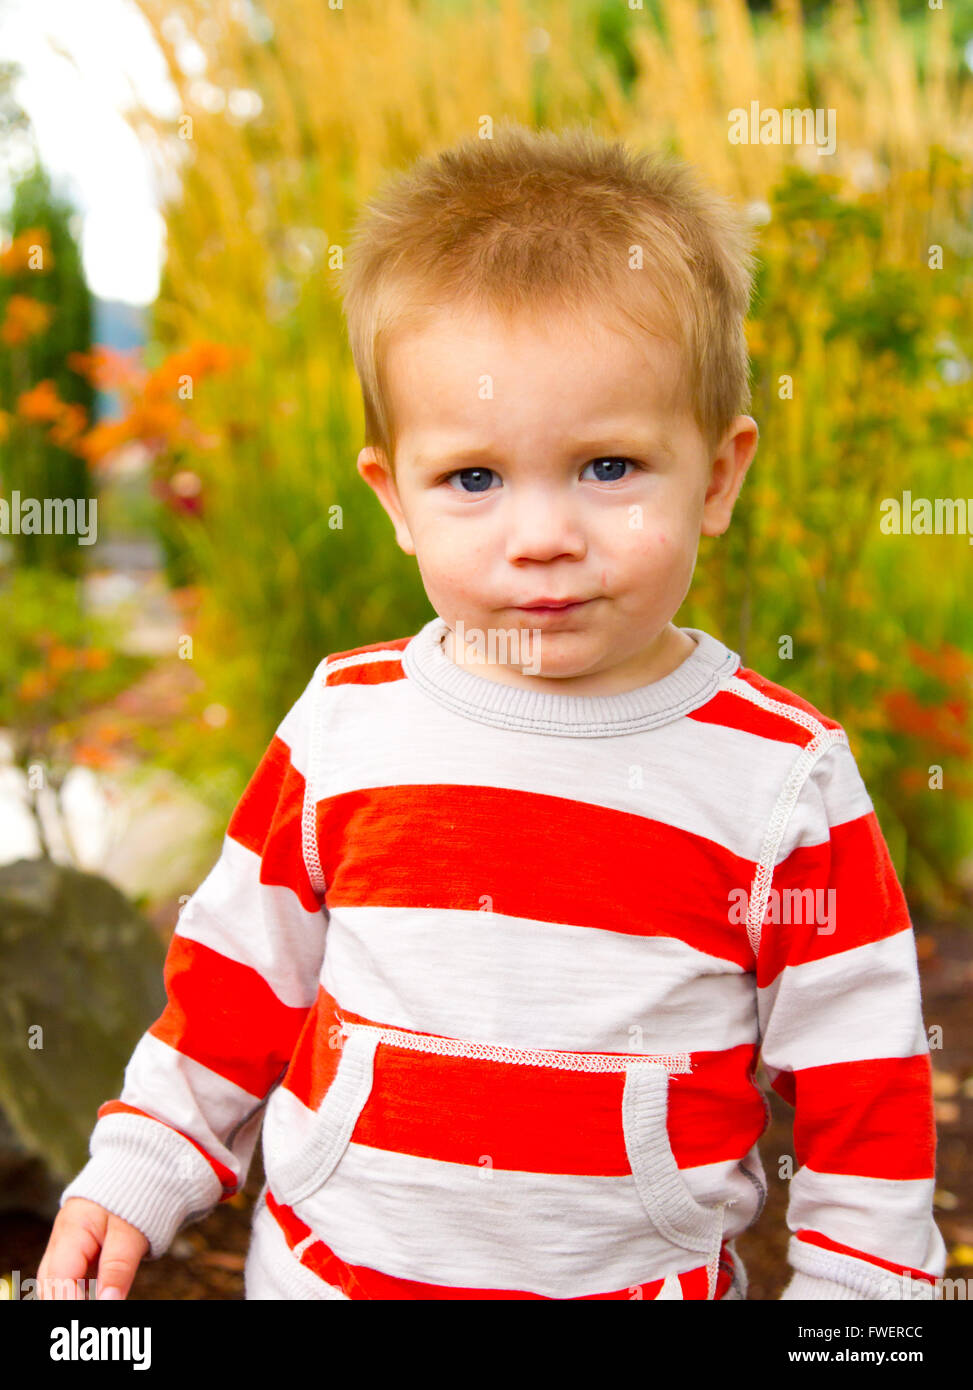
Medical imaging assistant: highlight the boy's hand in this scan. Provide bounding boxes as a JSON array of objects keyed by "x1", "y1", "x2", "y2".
[{"x1": 37, "y1": 1197, "x2": 150, "y2": 1300}]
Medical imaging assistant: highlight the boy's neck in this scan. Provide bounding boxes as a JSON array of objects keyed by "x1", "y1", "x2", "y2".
[{"x1": 440, "y1": 621, "x2": 698, "y2": 699}]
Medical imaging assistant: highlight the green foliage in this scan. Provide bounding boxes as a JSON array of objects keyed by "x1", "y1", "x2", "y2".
[
  {"x1": 0, "y1": 567, "x2": 150, "y2": 774},
  {"x1": 0, "y1": 161, "x2": 94, "y2": 576},
  {"x1": 683, "y1": 157, "x2": 973, "y2": 914}
]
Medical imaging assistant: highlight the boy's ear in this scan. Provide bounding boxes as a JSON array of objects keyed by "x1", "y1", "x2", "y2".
[
  {"x1": 699, "y1": 416, "x2": 759, "y2": 538},
  {"x1": 356, "y1": 446, "x2": 416, "y2": 556}
]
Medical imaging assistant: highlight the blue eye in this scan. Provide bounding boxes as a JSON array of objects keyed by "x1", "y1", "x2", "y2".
[
  {"x1": 581, "y1": 457, "x2": 642, "y2": 482},
  {"x1": 445, "y1": 467, "x2": 498, "y2": 493},
  {"x1": 442, "y1": 458, "x2": 644, "y2": 491}
]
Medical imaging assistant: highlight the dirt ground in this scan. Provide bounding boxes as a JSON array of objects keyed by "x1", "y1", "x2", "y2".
[{"x1": 3, "y1": 919, "x2": 971, "y2": 1301}]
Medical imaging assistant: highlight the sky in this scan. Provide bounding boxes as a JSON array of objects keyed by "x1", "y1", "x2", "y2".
[{"x1": 0, "y1": 0, "x2": 184, "y2": 305}]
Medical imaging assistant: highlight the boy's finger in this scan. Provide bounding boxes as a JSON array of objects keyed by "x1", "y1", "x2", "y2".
[
  {"x1": 95, "y1": 1222, "x2": 149, "y2": 1301},
  {"x1": 37, "y1": 1211, "x2": 104, "y2": 1299},
  {"x1": 37, "y1": 1238, "x2": 94, "y2": 1300}
]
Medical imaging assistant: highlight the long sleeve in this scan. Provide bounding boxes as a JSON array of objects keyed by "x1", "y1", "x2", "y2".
[
  {"x1": 58, "y1": 663, "x2": 329, "y2": 1259},
  {"x1": 754, "y1": 736, "x2": 947, "y2": 1299}
]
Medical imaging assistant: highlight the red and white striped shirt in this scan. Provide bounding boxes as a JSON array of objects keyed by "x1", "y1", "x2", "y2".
[{"x1": 60, "y1": 619, "x2": 947, "y2": 1299}]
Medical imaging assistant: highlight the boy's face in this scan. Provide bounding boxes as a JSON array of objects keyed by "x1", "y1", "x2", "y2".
[{"x1": 357, "y1": 300, "x2": 758, "y2": 695}]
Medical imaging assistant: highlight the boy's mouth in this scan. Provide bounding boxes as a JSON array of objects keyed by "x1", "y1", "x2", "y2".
[
  {"x1": 514, "y1": 592, "x2": 589, "y2": 608},
  {"x1": 513, "y1": 598, "x2": 591, "y2": 615}
]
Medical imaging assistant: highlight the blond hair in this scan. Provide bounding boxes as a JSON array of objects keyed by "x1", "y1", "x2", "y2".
[{"x1": 339, "y1": 120, "x2": 757, "y2": 469}]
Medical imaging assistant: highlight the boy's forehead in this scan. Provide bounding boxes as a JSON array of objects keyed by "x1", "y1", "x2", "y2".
[
  {"x1": 388, "y1": 295, "x2": 680, "y2": 359},
  {"x1": 384, "y1": 301, "x2": 692, "y2": 438}
]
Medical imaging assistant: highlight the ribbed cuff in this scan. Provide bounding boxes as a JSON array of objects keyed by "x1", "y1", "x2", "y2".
[
  {"x1": 59, "y1": 1114, "x2": 224, "y2": 1260},
  {"x1": 782, "y1": 1236, "x2": 940, "y2": 1300},
  {"x1": 781, "y1": 1271, "x2": 876, "y2": 1300}
]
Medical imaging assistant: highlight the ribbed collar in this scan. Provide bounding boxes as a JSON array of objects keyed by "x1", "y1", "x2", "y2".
[{"x1": 401, "y1": 617, "x2": 741, "y2": 737}]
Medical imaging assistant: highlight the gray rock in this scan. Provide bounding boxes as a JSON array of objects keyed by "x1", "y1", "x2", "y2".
[{"x1": 0, "y1": 857, "x2": 167, "y2": 1192}]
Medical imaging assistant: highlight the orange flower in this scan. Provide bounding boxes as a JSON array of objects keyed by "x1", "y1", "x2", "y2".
[
  {"x1": 62, "y1": 340, "x2": 245, "y2": 464},
  {"x1": 17, "y1": 669, "x2": 52, "y2": 701},
  {"x1": 883, "y1": 689, "x2": 972, "y2": 756},
  {"x1": 0, "y1": 227, "x2": 52, "y2": 275},
  {"x1": 72, "y1": 743, "x2": 119, "y2": 770},
  {"x1": 75, "y1": 418, "x2": 132, "y2": 465},
  {"x1": 17, "y1": 378, "x2": 62, "y2": 422},
  {"x1": 905, "y1": 640, "x2": 973, "y2": 686},
  {"x1": 149, "y1": 341, "x2": 247, "y2": 393},
  {"x1": 899, "y1": 768, "x2": 927, "y2": 793},
  {"x1": 67, "y1": 345, "x2": 144, "y2": 393},
  {"x1": 47, "y1": 644, "x2": 77, "y2": 674},
  {"x1": 82, "y1": 647, "x2": 111, "y2": 670},
  {"x1": 48, "y1": 402, "x2": 88, "y2": 449},
  {"x1": 2, "y1": 294, "x2": 53, "y2": 345}
]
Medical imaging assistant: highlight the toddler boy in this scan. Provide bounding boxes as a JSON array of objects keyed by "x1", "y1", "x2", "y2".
[{"x1": 40, "y1": 121, "x2": 946, "y2": 1300}]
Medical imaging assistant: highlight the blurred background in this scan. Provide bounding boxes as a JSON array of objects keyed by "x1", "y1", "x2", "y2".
[{"x1": 1, "y1": 0, "x2": 971, "y2": 1299}]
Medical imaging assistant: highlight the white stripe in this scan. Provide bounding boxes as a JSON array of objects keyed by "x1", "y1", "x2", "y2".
[
  {"x1": 290, "y1": 1232, "x2": 317, "y2": 1261},
  {"x1": 324, "y1": 648, "x2": 406, "y2": 675},
  {"x1": 758, "y1": 929, "x2": 929, "y2": 1070},
  {"x1": 321, "y1": 906, "x2": 758, "y2": 1056},
  {"x1": 177, "y1": 835, "x2": 328, "y2": 1009},
  {"x1": 120, "y1": 1033, "x2": 269, "y2": 1172},
  {"x1": 272, "y1": 1141, "x2": 761, "y2": 1299},
  {"x1": 264, "y1": 1072, "x2": 768, "y2": 1237},
  {"x1": 774, "y1": 734, "x2": 875, "y2": 840},
  {"x1": 271, "y1": 665, "x2": 321, "y2": 780},
  {"x1": 654, "y1": 1272, "x2": 684, "y2": 1299},
  {"x1": 312, "y1": 679, "x2": 814, "y2": 865},
  {"x1": 785, "y1": 1167, "x2": 943, "y2": 1269}
]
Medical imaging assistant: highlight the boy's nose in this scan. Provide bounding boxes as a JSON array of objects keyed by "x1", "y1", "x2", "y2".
[{"x1": 503, "y1": 492, "x2": 587, "y2": 564}]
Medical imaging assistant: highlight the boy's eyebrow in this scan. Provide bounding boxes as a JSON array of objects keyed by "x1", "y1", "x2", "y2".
[{"x1": 415, "y1": 430, "x2": 678, "y2": 468}]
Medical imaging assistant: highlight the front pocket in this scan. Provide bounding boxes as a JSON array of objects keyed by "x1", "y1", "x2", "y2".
[
  {"x1": 270, "y1": 1024, "x2": 380, "y2": 1207},
  {"x1": 622, "y1": 1063, "x2": 725, "y2": 1256}
]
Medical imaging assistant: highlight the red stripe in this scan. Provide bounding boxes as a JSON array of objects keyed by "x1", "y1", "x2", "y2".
[
  {"x1": 722, "y1": 667, "x2": 845, "y2": 734},
  {"x1": 280, "y1": 989, "x2": 343, "y2": 1109},
  {"x1": 670, "y1": 1043, "x2": 767, "y2": 1168},
  {"x1": 757, "y1": 813, "x2": 912, "y2": 986},
  {"x1": 768, "y1": 1068, "x2": 796, "y2": 1108},
  {"x1": 795, "y1": 1229, "x2": 939, "y2": 1285},
  {"x1": 281, "y1": 990, "x2": 767, "y2": 1173},
  {"x1": 149, "y1": 935, "x2": 310, "y2": 1098},
  {"x1": 315, "y1": 784, "x2": 757, "y2": 969},
  {"x1": 226, "y1": 735, "x2": 320, "y2": 913},
  {"x1": 96, "y1": 1100, "x2": 238, "y2": 1194},
  {"x1": 793, "y1": 1053, "x2": 936, "y2": 1180},
  {"x1": 324, "y1": 637, "x2": 412, "y2": 686},
  {"x1": 264, "y1": 1189, "x2": 733, "y2": 1299},
  {"x1": 689, "y1": 688, "x2": 817, "y2": 747},
  {"x1": 351, "y1": 1035, "x2": 766, "y2": 1173}
]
